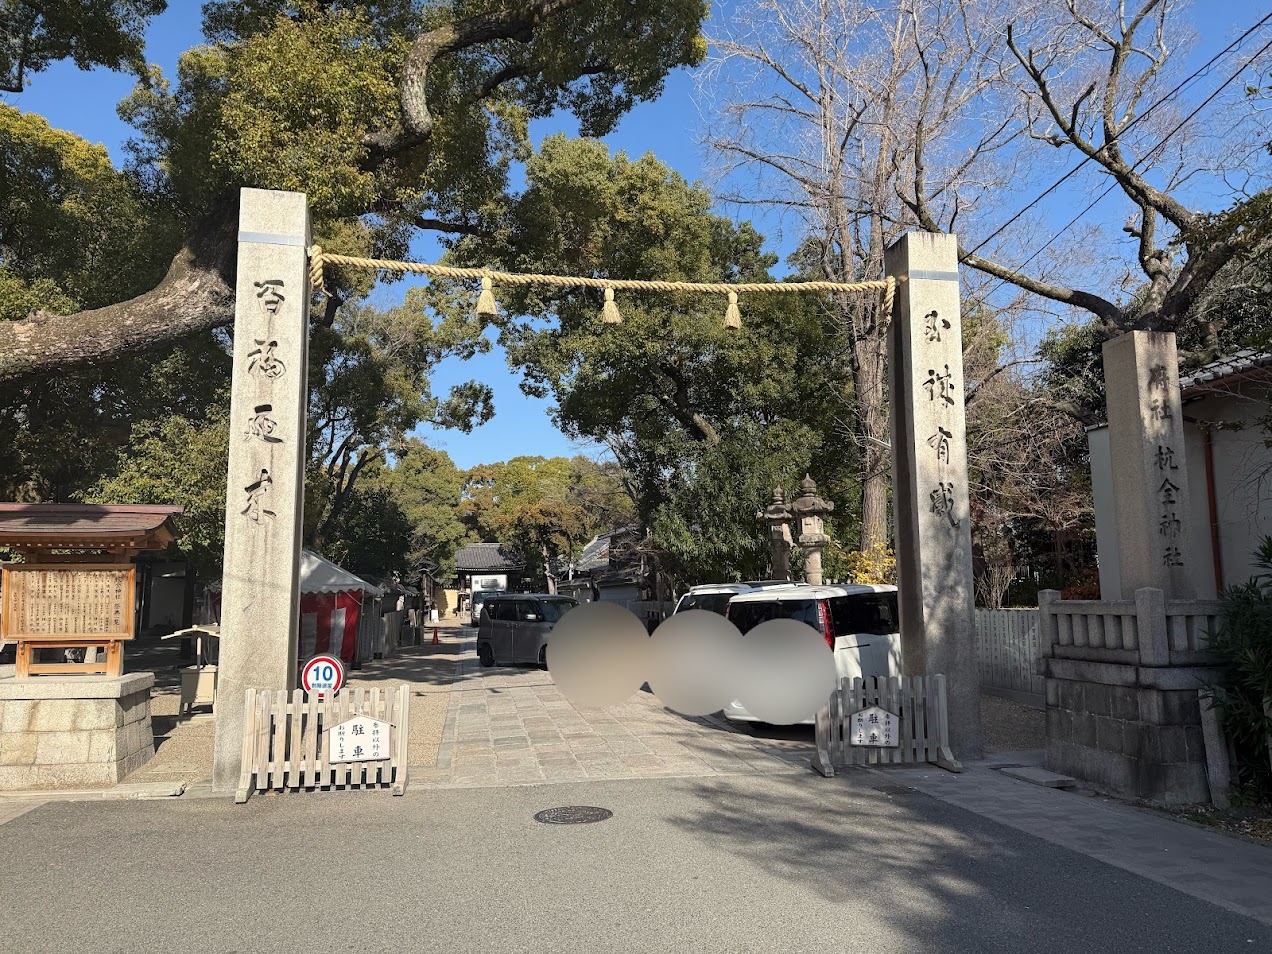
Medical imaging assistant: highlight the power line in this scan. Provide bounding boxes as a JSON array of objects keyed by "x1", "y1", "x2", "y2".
[
  {"x1": 966, "y1": 11, "x2": 1272, "y2": 259},
  {"x1": 978, "y1": 29, "x2": 1272, "y2": 302}
]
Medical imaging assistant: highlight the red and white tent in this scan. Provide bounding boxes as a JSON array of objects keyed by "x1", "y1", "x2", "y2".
[{"x1": 296, "y1": 550, "x2": 382, "y2": 668}]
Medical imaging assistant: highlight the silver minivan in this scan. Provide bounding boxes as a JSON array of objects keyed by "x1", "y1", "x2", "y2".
[{"x1": 477, "y1": 594, "x2": 579, "y2": 668}]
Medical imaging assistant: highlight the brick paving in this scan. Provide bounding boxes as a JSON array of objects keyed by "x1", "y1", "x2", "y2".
[{"x1": 417, "y1": 630, "x2": 811, "y2": 787}]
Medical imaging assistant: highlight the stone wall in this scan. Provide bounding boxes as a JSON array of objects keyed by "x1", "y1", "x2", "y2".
[
  {"x1": 0, "y1": 669, "x2": 155, "y2": 791},
  {"x1": 1044, "y1": 660, "x2": 1212, "y2": 805},
  {"x1": 1039, "y1": 589, "x2": 1224, "y2": 806}
]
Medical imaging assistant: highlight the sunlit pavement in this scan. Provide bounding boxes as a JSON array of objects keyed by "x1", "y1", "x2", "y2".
[
  {"x1": 412, "y1": 627, "x2": 813, "y2": 787},
  {"x1": 4, "y1": 770, "x2": 1272, "y2": 954}
]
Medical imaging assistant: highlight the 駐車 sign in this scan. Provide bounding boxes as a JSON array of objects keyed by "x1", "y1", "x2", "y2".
[
  {"x1": 327, "y1": 715, "x2": 393, "y2": 763},
  {"x1": 0, "y1": 564, "x2": 135, "y2": 641},
  {"x1": 850, "y1": 705, "x2": 899, "y2": 747}
]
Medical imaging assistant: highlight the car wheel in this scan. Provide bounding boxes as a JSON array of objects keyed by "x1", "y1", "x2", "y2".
[
  {"x1": 538, "y1": 646, "x2": 548, "y2": 671},
  {"x1": 478, "y1": 643, "x2": 495, "y2": 668}
]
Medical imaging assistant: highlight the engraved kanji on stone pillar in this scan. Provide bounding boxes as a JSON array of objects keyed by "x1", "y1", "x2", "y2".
[
  {"x1": 886, "y1": 231, "x2": 981, "y2": 759},
  {"x1": 1102, "y1": 331, "x2": 1196, "y2": 600},
  {"x1": 212, "y1": 189, "x2": 311, "y2": 794}
]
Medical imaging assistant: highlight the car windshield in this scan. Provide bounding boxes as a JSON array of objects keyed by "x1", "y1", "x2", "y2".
[
  {"x1": 676, "y1": 592, "x2": 735, "y2": 616},
  {"x1": 726, "y1": 599, "x2": 822, "y2": 635},
  {"x1": 538, "y1": 599, "x2": 578, "y2": 622}
]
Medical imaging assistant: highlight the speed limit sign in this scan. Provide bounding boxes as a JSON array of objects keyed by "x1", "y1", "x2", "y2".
[{"x1": 302, "y1": 654, "x2": 345, "y2": 696}]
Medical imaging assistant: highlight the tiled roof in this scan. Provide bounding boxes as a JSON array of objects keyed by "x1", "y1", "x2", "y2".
[
  {"x1": 455, "y1": 542, "x2": 524, "y2": 572},
  {"x1": 0, "y1": 503, "x2": 183, "y2": 548},
  {"x1": 1180, "y1": 348, "x2": 1272, "y2": 391}
]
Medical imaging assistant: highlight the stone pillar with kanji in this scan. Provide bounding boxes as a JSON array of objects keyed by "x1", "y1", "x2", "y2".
[
  {"x1": 1102, "y1": 331, "x2": 1196, "y2": 599},
  {"x1": 212, "y1": 189, "x2": 312, "y2": 794},
  {"x1": 886, "y1": 231, "x2": 982, "y2": 759}
]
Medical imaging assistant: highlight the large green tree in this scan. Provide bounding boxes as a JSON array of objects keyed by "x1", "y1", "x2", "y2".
[{"x1": 0, "y1": 0, "x2": 708, "y2": 378}]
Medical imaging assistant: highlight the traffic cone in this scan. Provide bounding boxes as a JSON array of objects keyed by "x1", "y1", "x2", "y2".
[{"x1": 432, "y1": 626, "x2": 440, "y2": 645}]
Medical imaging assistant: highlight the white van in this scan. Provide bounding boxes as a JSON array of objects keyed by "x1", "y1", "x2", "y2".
[
  {"x1": 672, "y1": 580, "x2": 808, "y2": 617},
  {"x1": 721, "y1": 584, "x2": 902, "y2": 725}
]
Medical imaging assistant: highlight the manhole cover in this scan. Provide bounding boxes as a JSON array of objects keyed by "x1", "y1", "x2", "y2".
[
  {"x1": 870, "y1": 784, "x2": 917, "y2": 796},
  {"x1": 534, "y1": 806, "x2": 613, "y2": 825}
]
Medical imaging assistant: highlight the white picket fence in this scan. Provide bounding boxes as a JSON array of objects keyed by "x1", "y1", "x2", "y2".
[
  {"x1": 812, "y1": 674, "x2": 959, "y2": 777},
  {"x1": 975, "y1": 608, "x2": 1045, "y2": 705},
  {"x1": 234, "y1": 684, "x2": 410, "y2": 803}
]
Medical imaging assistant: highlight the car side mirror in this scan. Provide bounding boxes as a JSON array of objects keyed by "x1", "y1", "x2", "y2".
[{"x1": 525, "y1": 614, "x2": 539, "y2": 621}]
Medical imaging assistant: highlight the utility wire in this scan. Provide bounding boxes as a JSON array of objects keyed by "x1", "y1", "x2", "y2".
[
  {"x1": 966, "y1": 11, "x2": 1272, "y2": 259},
  {"x1": 978, "y1": 29, "x2": 1272, "y2": 301}
]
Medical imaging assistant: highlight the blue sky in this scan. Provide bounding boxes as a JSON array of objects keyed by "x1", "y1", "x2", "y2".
[{"x1": 6, "y1": 1, "x2": 1269, "y2": 469}]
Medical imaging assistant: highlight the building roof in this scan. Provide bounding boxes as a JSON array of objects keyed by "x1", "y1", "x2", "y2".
[
  {"x1": 1179, "y1": 348, "x2": 1272, "y2": 393},
  {"x1": 455, "y1": 542, "x2": 524, "y2": 572},
  {"x1": 0, "y1": 503, "x2": 183, "y2": 551},
  {"x1": 209, "y1": 550, "x2": 382, "y2": 596}
]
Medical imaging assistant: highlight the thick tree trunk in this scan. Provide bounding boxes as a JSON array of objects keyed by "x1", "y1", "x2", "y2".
[
  {"x1": 541, "y1": 541, "x2": 557, "y2": 595},
  {"x1": 855, "y1": 330, "x2": 890, "y2": 552},
  {"x1": 0, "y1": 201, "x2": 238, "y2": 380}
]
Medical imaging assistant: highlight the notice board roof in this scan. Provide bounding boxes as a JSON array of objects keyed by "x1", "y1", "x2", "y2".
[{"x1": 0, "y1": 504, "x2": 183, "y2": 551}]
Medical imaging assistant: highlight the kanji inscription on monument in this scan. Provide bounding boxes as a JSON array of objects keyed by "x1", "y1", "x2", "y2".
[{"x1": 1, "y1": 564, "x2": 135, "y2": 640}]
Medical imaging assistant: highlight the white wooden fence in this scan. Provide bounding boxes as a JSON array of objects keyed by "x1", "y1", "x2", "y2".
[
  {"x1": 975, "y1": 608, "x2": 1045, "y2": 705},
  {"x1": 812, "y1": 674, "x2": 959, "y2": 777},
  {"x1": 234, "y1": 684, "x2": 410, "y2": 803}
]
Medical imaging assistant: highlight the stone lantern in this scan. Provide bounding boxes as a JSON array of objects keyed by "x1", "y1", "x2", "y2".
[
  {"x1": 756, "y1": 487, "x2": 794, "y2": 581},
  {"x1": 792, "y1": 474, "x2": 834, "y2": 586}
]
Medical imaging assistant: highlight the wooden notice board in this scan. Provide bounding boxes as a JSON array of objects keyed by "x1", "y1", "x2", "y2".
[{"x1": 1, "y1": 563, "x2": 136, "y2": 642}]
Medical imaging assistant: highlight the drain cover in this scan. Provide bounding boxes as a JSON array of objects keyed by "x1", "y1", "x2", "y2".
[
  {"x1": 534, "y1": 806, "x2": 613, "y2": 825},
  {"x1": 870, "y1": 783, "x2": 917, "y2": 796}
]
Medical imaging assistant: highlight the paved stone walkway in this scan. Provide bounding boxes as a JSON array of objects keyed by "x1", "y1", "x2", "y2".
[
  {"x1": 416, "y1": 630, "x2": 810, "y2": 787},
  {"x1": 882, "y1": 753, "x2": 1272, "y2": 926}
]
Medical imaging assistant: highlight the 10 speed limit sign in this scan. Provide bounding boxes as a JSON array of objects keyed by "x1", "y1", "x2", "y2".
[{"x1": 302, "y1": 654, "x2": 345, "y2": 696}]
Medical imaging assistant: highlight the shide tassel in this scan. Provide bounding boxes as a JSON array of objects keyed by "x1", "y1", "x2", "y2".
[
  {"x1": 475, "y1": 275, "x2": 498, "y2": 316},
  {"x1": 723, "y1": 290, "x2": 742, "y2": 329},
  {"x1": 601, "y1": 286, "x2": 622, "y2": 324}
]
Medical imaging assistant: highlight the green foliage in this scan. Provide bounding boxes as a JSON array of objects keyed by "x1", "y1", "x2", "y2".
[
  {"x1": 0, "y1": 0, "x2": 166, "y2": 91},
  {"x1": 81, "y1": 403, "x2": 231, "y2": 579},
  {"x1": 1208, "y1": 538, "x2": 1272, "y2": 804},
  {"x1": 374, "y1": 439, "x2": 470, "y2": 578},
  {"x1": 460, "y1": 454, "x2": 635, "y2": 585}
]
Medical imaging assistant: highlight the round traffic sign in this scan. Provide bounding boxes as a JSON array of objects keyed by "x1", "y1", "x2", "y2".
[{"x1": 302, "y1": 654, "x2": 345, "y2": 695}]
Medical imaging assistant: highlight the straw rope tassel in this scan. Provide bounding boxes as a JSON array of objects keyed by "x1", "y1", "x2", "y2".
[
  {"x1": 475, "y1": 275, "x2": 498, "y2": 316},
  {"x1": 723, "y1": 290, "x2": 741, "y2": 329},
  {"x1": 601, "y1": 287, "x2": 622, "y2": 324}
]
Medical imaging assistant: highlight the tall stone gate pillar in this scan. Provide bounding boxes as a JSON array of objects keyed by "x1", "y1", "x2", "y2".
[
  {"x1": 886, "y1": 232, "x2": 982, "y2": 759},
  {"x1": 211, "y1": 189, "x2": 311, "y2": 793}
]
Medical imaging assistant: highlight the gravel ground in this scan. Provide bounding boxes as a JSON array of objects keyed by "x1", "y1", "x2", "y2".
[{"x1": 980, "y1": 693, "x2": 1045, "y2": 753}]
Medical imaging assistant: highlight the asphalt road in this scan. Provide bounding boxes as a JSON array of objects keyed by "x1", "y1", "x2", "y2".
[{"x1": 4, "y1": 772, "x2": 1270, "y2": 954}]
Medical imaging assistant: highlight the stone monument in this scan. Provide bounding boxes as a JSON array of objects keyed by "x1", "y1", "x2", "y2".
[
  {"x1": 757, "y1": 487, "x2": 794, "y2": 582},
  {"x1": 1103, "y1": 331, "x2": 1196, "y2": 599},
  {"x1": 211, "y1": 189, "x2": 312, "y2": 794},
  {"x1": 885, "y1": 232, "x2": 982, "y2": 759},
  {"x1": 792, "y1": 475, "x2": 833, "y2": 586}
]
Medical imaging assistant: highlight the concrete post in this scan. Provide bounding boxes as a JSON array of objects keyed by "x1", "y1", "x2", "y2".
[
  {"x1": 1037, "y1": 588, "x2": 1061, "y2": 660},
  {"x1": 886, "y1": 232, "x2": 982, "y2": 759},
  {"x1": 1135, "y1": 586, "x2": 1169, "y2": 667},
  {"x1": 211, "y1": 189, "x2": 311, "y2": 794},
  {"x1": 1102, "y1": 332, "x2": 1196, "y2": 600}
]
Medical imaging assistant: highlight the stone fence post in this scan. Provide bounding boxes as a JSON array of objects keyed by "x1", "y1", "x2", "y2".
[
  {"x1": 1037, "y1": 589, "x2": 1060, "y2": 666},
  {"x1": 1136, "y1": 587, "x2": 1168, "y2": 667}
]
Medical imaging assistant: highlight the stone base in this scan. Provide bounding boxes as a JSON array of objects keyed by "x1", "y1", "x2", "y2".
[
  {"x1": 1044, "y1": 660, "x2": 1219, "y2": 806},
  {"x1": 0, "y1": 667, "x2": 156, "y2": 791}
]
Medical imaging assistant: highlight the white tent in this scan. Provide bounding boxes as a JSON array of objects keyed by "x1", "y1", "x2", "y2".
[
  {"x1": 298, "y1": 550, "x2": 383, "y2": 596},
  {"x1": 207, "y1": 551, "x2": 383, "y2": 596}
]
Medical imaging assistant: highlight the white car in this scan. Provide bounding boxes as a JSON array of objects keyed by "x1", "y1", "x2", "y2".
[
  {"x1": 672, "y1": 580, "x2": 808, "y2": 617},
  {"x1": 720, "y1": 584, "x2": 902, "y2": 725}
]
